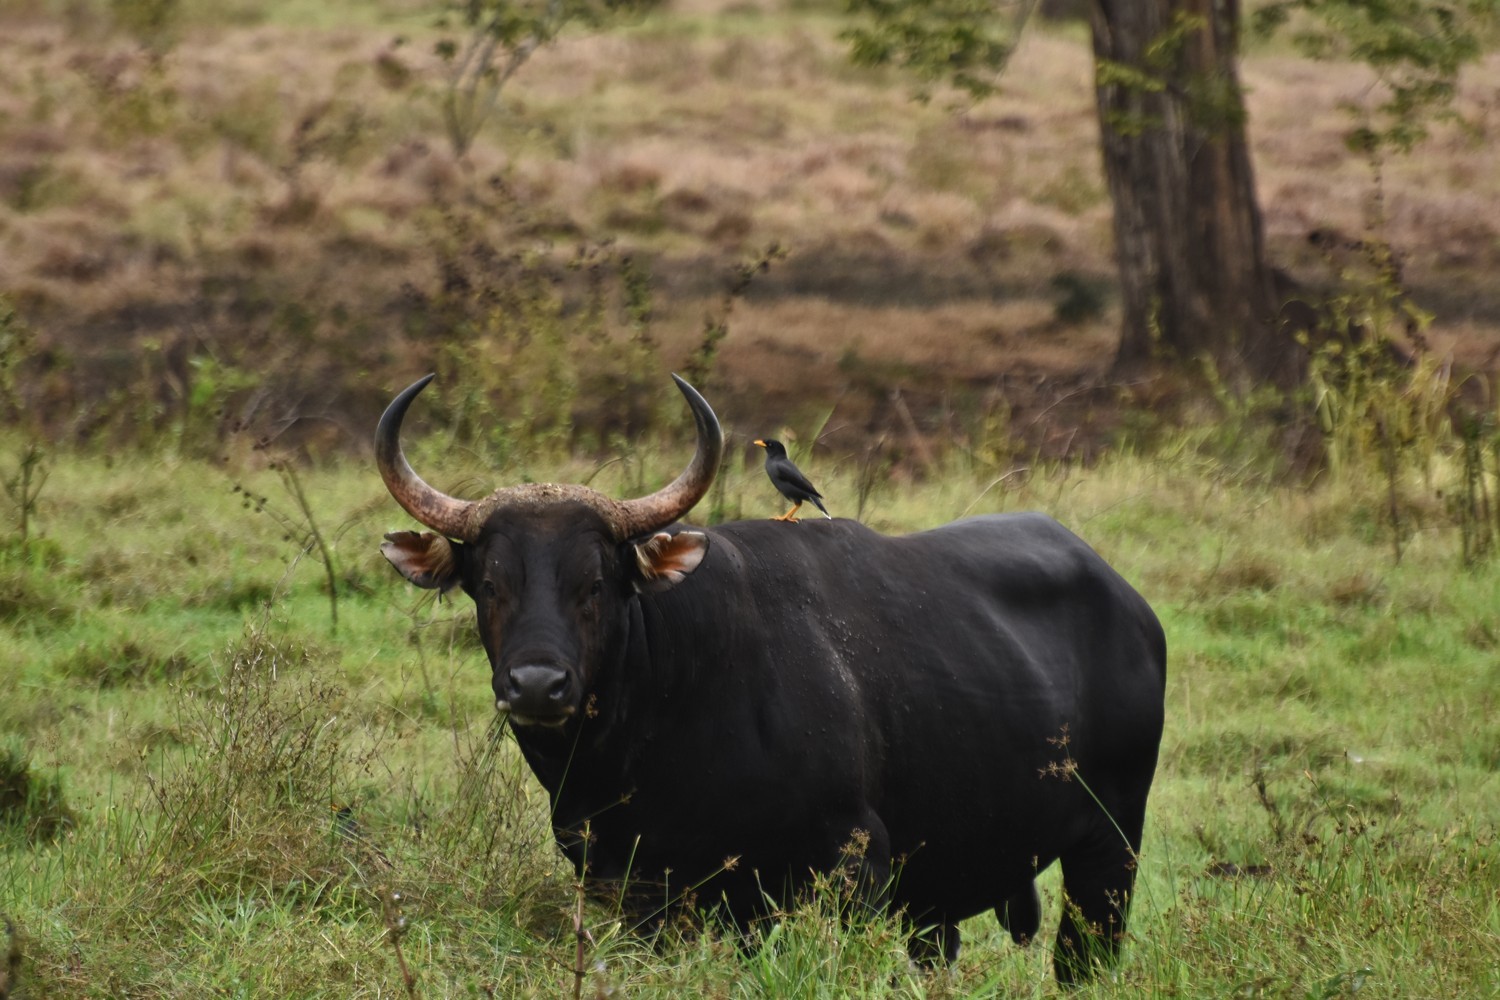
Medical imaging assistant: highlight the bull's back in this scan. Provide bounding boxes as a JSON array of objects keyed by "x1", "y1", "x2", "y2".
[
  {"x1": 700, "y1": 514, "x2": 1165, "y2": 912},
  {"x1": 707, "y1": 513, "x2": 1162, "y2": 696}
]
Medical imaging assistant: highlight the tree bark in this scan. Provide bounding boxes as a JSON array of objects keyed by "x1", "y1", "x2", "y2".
[{"x1": 1091, "y1": 0, "x2": 1299, "y2": 386}]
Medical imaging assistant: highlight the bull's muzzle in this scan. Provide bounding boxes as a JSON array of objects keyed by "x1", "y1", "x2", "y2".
[{"x1": 499, "y1": 664, "x2": 576, "y2": 727}]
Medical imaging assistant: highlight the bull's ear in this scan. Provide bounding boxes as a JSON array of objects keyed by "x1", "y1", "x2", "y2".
[
  {"x1": 633, "y1": 531, "x2": 708, "y2": 593},
  {"x1": 381, "y1": 531, "x2": 462, "y2": 591}
]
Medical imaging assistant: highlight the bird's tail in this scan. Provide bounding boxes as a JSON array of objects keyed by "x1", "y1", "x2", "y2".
[{"x1": 811, "y1": 496, "x2": 832, "y2": 519}]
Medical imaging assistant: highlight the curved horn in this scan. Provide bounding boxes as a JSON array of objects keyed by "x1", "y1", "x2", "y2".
[
  {"x1": 611, "y1": 374, "x2": 724, "y2": 539},
  {"x1": 375, "y1": 374, "x2": 478, "y2": 541}
]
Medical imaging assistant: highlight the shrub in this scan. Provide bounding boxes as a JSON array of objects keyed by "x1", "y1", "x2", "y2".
[{"x1": 133, "y1": 628, "x2": 377, "y2": 896}]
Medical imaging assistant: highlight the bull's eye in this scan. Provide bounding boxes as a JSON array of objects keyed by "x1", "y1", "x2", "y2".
[
  {"x1": 482, "y1": 578, "x2": 497, "y2": 598},
  {"x1": 579, "y1": 577, "x2": 603, "y2": 618}
]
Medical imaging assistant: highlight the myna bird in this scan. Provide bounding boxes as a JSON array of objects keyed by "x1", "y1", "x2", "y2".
[{"x1": 754, "y1": 438, "x2": 831, "y2": 522}]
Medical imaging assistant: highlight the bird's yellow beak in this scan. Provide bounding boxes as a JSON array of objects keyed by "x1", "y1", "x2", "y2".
[{"x1": 753, "y1": 440, "x2": 767, "y2": 448}]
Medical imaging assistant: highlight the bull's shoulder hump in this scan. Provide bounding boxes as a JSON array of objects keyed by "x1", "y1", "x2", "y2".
[{"x1": 899, "y1": 511, "x2": 1135, "y2": 592}]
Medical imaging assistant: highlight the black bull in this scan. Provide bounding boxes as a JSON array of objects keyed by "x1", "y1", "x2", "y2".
[{"x1": 376, "y1": 374, "x2": 1166, "y2": 982}]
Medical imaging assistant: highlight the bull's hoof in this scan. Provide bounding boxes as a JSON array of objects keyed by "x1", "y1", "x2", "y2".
[{"x1": 998, "y1": 882, "x2": 1041, "y2": 945}]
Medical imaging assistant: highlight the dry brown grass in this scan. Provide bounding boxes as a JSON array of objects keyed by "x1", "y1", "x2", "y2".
[{"x1": 0, "y1": 3, "x2": 1497, "y2": 452}]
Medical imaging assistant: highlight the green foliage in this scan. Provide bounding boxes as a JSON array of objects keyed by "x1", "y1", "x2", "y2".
[
  {"x1": 1252, "y1": 0, "x2": 1498, "y2": 152},
  {"x1": 841, "y1": 0, "x2": 1038, "y2": 101},
  {"x1": 408, "y1": 206, "x2": 781, "y2": 469},
  {"x1": 1301, "y1": 239, "x2": 1459, "y2": 563},
  {"x1": 1117, "y1": 224, "x2": 1499, "y2": 571},
  {"x1": 433, "y1": 0, "x2": 666, "y2": 159},
  {"x1": 418, "y1": 230, "x2": 659, "y2": 465},
  {"x1": 179, "y1": 353, "x2": 259, "y2": 458}
]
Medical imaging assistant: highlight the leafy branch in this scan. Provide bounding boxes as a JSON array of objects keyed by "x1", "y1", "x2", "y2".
[
  {"x1": 842, "y1": 0, "x2": 1039, "y2": 103},
  {"x1": 433, "y1": 0, "x2": 664, "y2": 160},
  {"x1": 1252, "y1": 0, "x2": 1495, "y2": 153}
]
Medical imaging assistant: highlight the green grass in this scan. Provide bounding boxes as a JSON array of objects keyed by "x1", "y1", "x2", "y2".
[{"x1": 0, "y1": 440, "x2": 1497, "y2": 997}]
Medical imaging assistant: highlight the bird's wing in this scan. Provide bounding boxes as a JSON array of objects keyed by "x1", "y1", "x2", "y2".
[{"x1": 772, "y1": 459, "x2": 822, "y2": 498}]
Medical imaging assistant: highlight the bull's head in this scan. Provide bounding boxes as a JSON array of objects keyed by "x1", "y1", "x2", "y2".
[{"x1": 376, "y1": 374, "x2": 723, "y2": 728}]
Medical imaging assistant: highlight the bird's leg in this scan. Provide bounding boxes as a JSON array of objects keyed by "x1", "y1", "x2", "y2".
[{"x1": 773, "y1": 502, "x2": 802, "y2": 522}]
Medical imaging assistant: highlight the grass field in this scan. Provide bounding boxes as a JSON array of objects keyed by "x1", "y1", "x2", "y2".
[
  {"x1": 2, "y1": 0, "x2": 1500, "y2": 994},
  {"x1": 1, "y1": 430, "x2": 1496, "y2": 997}
]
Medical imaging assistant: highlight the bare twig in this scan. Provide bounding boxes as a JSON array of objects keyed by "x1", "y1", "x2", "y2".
[
  {"x1": 960, "y1": 466, "x2": 1031, "y2": 517},
  {"x1": 230, "y1": 457, "x2": 342, "y2": 634},
  {"x1": 889, "y1": 389, "x2": 936, "y2": 474},
  {"x1": 572, "y1": 819, "x2": 593, "y2": 1000},
  {"x1": 382, "y1": 890, "x2": 418, "y2": 1000},
  {"x1": 2, "y1": 443, "x2": 47, "y2": 547},
  {"x1": 572, "y1": 875, "x2": 588, "y2": 1000},
  {"x1": 275, "y1": 460, "x2": 340, "y2": 633}
]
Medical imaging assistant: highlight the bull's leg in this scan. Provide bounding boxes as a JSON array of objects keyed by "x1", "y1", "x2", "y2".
[
  {"x1": 906, "y1": 918, "x2": 960, "y2": 965},
  {"x1": 1053, "y1": 822, "x2": 1142, "y2": 984},
  {"x1": 996, "y1": 880, "x2": 1041, "y2": 945}
]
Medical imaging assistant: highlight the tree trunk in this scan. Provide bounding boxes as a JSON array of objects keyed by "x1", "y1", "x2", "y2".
[{"x1": 1091, "y1": 0, "x2": 1299, "y2": 386}]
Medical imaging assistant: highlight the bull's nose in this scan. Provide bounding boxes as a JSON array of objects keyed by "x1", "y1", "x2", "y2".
[{"x1": 502, "y1": 664, "x2": 575, "y2": 722}]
